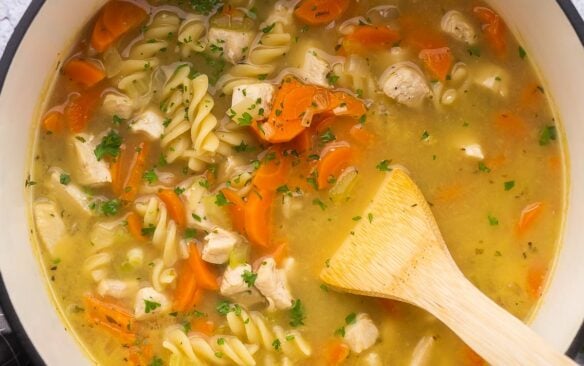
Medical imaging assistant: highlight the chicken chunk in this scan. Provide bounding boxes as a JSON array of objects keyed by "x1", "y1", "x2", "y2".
[
  {"x1": 232, "y1": 83, "x2": 275, "y2": 117},
  {"x1": 202, "y1": 228, "x2": 240, "y2": 264},
  {"x1": 254, "y1": 257, "x2": 293, "y2": 310},
  {"x1": 46, "y1": 167, "x2": 94, "y2": 216},
  {"x1": 471, "y1": 62, "x2": 510, "y2": 98},
  {"x1": 208, "y1": 27, "x2": 255, "y2": 64},
  {"x1": 129, "y1": 107, "x2": 165, "y2": 140},
  {"x1": 33, "y1": 199, "x2": 67, "y2": 257},
  {"x1": 70, "y1": 133, "x2": 112, "y2": 186},
  {"x1": 344, "y1": 313, "x2": 379, "y2": 353},
  {"x1": 102, "y1": 93, "x2": 135, "y2": 119},
  {"x1": 378, "y1": 62, "x2": 430, "y2": 107},
  {"x1": 462, "y1": 144, "x2": 484, "y2": 160},
  {"x1": 300, "y1": 50, "x2": 331, "y2": 87},
  {"x1": 441, "y1": 10, "x2": 477, "y2": 45},
  {"x1": 97, "y1": 279, "x2": 139, "y2": 299},
  {"x1": 220, "y1": 264, "x2": 253, "y2": 297},
  {"x1": 134, "y1": 287, "x2": 170, "y2": 320}
]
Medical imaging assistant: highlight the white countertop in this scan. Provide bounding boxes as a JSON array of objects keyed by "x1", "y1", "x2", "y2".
[{"x1": 1, "y1": 0, "x2": 583, "y2": 55}]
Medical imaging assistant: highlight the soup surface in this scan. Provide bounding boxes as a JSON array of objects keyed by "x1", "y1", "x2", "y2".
[{"x1": 29, "y1": 0, "x2": 565, "y2": 365}]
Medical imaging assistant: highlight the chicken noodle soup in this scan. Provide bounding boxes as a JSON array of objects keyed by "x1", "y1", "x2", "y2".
[{"x1": 29, "y1": 0, "x2": 565, "y2": 364}]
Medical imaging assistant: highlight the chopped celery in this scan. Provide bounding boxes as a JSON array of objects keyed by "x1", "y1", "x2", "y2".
[
  {"x1": 329, "y1": 167, "x2": 359, "y2": 203},
  {"x1": 229, "y1": 243, "x2": 250, "y2": 268},
  {"x1": 202, "y1": 195, "x2": 232, "y2": 229}
]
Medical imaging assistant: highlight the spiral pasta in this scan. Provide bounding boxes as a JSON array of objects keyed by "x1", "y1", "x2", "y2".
[
  {"x1": 163, "y1": 326, "x2": 259, "y2": 366},
  {"x1": 135, "y1": 196, "x2": 180, "y2": 266},
  {"x1": 160, "y1": 66, "x2": 222, "y2": 171},
  {"x1": 178, "y1": 15, "x2": 208, "y2": 57},
  {"x1": 216, "y1": 2, "x2": 295, "y2": 94},
  {"x1": 116, "y1": 12, "x2": 181, "y2": 98},
  {"x1": 226, "y1": 308, "x2": 312, "y2": 360},
  {"x1": 151, "y1": 258, "x2": 177, "y2": 292}
]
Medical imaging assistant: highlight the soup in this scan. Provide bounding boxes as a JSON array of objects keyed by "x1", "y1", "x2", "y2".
[{"x1": 28, "y1": 0, "x2": 565, "y2": 365}]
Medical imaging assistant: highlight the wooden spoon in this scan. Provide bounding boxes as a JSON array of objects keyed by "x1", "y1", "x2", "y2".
[{"x1": 320, "y1": 168, "x2": 575, "y2": 366}]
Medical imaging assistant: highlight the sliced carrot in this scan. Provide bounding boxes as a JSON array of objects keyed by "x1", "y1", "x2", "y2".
[
  {"x1": 187, "y1": 245, "x2": 219, "y2": 291},
  {"x1": 84, "y1": 295, "x2": 135, "y2": 344},
  {"x1": 316, "y1": 144, "x2": 353, "y2": 189},
  {"x1": 157, "y1": 189, "x2": 187, "y2": 229},
  {"x1": 419, "y1": 47, "x2": 453, "y2": 81},
  {"x1": 64, "y1": 86, "x2": 103, "y2": 133},
  {"x1": 42, "y1": 111, "x2": 64, "y2": 134},
  {"x1": 324, "y1": 339, "x2": 350, "y2": 366},
  {"x1": 63, "y1": 59, "x2": 106, "y2": 88},
  {"x1": 526, "y1": 262, "x2": 547, "y2": 300},
  {"x1": 92, "y1": 1, "x2": 148, "y2": 53},
  {"x1": 294, "y1": 0, "x2": 350, "y2": 26},
  {"x1": 110, "y1": 145, "x2": 125, "y2": 196},
  {"x1": 494, "y1": 112, "x2": 528, "y2": 140},
  {"x1": 244, "y1": 188, "x2": 274, "y2": 247},
  {"x1": 349, "y1": 123, "x2": 374, "y2": 145},
  {"x1": 191, "y1": 318, "x2": 215, "y2": 336},
  {"x1": 120, "y1": 142, "x2": 150, "y2": 203},
  {"x1": 341, "y1": 25, "x2": 400, "y2": 55},
  {"x1": 287, "y1": 128, "x2": 313, "y2": 154},
  {"x1": 516, "y1": 202, "x2": 544, "y2": 235},
  {"x1": 128, "y1": 344, "x2": 153, "y2": 366},
  {"x1": 174, "y1": 261, "x2": 198, "y2": 312},
  {"x1": 127, "y1": 212, "x2": 146, "y2": 241},
  {"x1": 327, "y1": 92, "x2": 367, "y2": 119},
  {"x1": 268, "y1": 242, "x2": 288, "y2": 267},
  {"x1": 473, "y1": 6, "x2": 507, "y2": 58},
  {"x1": 401, "y1": 17, "x2": 448, "y2": 50},
  {"x1": 222, "y1": 188, "x2": 246, "y2": 234},
  {"x1": 253, "y1": 148, "x2": 291, "y2": 191},
  {"x1": 187, "y1": 288, "x2": 205, "y2": 310}
]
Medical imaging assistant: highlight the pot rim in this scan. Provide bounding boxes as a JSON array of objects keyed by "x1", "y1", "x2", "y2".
[{"x1": 0, "y1": 0, "x2": 582, "y2": 364}]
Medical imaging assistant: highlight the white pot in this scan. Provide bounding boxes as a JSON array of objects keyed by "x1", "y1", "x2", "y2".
[{"x1": 0, "y1": 0, "x2": 582, "y2": 364}]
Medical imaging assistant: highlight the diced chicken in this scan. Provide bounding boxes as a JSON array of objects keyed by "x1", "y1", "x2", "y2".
[
  {"x1": 220, "y1": 264, "x2": 253, "y2": 297},
  {"x1": 462, "y1": 144, "x2": 484, "y2": 160},
  {"x1": 183, "y1": 177, "x2": 215, "y2": 231},
  {"x1": 202, "y1": 228, "x2": 240, "y2": 264},
  {"x1": 254, "y1": 257, "x2": 293, "y2": 310},
  {"x1": 134, "y1": 287, "x2": 170, "y2": 320},
  {"x1": 300, "y1": 50, "x2": 331, "y2": 87},
  {"x1": 97, "y1": 279, "x2": 139, "y2": 299},
  {"x1": 70, "y1": 134, "x2": 112, "y2": 186},
  {"x1": 89, "y1": 220, "x2": 123, "y2": 251},
  {"x1": 358, "y1": 352, "x2": 382, "y2": 366},
  {"x1": 378, "y1": 62, "x2": 430, "y2": 107},
  {"x1": 232, "y1": 83, "x2": 275, "y2": 117},
  {"x1": 46, "y1": 168, "x2": 94, "y2": 216},
  {"x1": 344, "y1": 313, "x2": 380, "y2": 353},
  {"x1": 33, "y1": 199, "x2": 66, "y2": 257},
  {"x1": 129, "y1": 107, "x2": 165, "y2": 140},
  {"x1": 441, "y1": 10, "x2": 477, "y2": 45},
  {"x1": 102, "y1": 92, "x2": 134, "y2": 119},
  {"x1": 208, "y1": 27, "x2": 255, "y2": 64},
  {"x1": 471, "y1": 62, "x2": 510, "y2": 98}
]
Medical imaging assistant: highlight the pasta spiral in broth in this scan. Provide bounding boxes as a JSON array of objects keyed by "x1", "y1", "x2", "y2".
[{"x1": 30, "y1": 0, "x2": 566, "y2": 365}]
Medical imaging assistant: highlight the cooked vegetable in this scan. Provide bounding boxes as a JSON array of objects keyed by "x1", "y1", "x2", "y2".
[
  {"x1": 340, "y1": 25, "x2": 400, "y2": 55},
  {"x1": 516, "y1": 202, "x2": 544, "y2": 235},
  {"x1": 63, "y1": 59, "x2": 106, "y2": 88},
  {"x1": 221, "y1": 188, "x2": 246, "y2": 234},
  {"x1": 473, "y1": 6, "x2": 507, "y2": 57},
  {"x1": 157, "y1": 189, "x2": 186, "y2": 228},
  {"x1": 42, "y1": 111, "x2": 64, "y2": 134},
  {"x1": 91, "y1": 1, "x2": 148, "y2": 53},
  {"x1": 126, "y1": 212, "x2": 146, "y2": 241},
  {"x1": 252, "y1": 148, "x2": 291, "y2": 191},
  {"x1": 119, "y1": 142, "x2": 149, "y2": 203},
  {"x1": 324, "y1": 339, "x2": 350, "y2": 365},
  {"x1": 244, "y1": 188, "x2": 274, "y2": 247},
  {"x1": 186, "y1": 244, "x2": 219, "y2": 291},
  {"x1": 64, "y1": 86, "x2": 103, "y2": 132},
  {"x1": 419, "y1": 47, "x2": 454, "y2": 81},
  {"x1": 294, "y1": 0, "x2": 350, "y2": 26},
  {"x1": 84, "y1": 295, "x2": 136, "y2": 343},
  {"x1": 317, "y1": 144, "x2": 353, "y2": 189}
]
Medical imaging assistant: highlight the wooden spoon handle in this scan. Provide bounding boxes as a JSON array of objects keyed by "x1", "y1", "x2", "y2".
[{"x1": 416, "y1": 267, "x2": 575, "y2": 366}]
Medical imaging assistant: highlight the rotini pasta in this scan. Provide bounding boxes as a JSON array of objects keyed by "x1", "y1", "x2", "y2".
[
  {"x1": 163, "y1": 326, "x2": 259, "y2": 366},
  {"x1": 151, "y1": 258, "x2": 177, "y2": 292},
  {"x1": 178, "y1": 15, "x2": 208, "y2": 57}
]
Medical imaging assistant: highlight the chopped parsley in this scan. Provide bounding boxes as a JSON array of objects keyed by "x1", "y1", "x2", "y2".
[
  {"x1": 143, "y1": 169, "x2": 158, "y2": 184},
  {"x1": 334, "y1": 326, "x2": 346, "y2": 337},
  {"x1": 272, "y1": 338, "x2": 281, "y2": 351},
  {"x1": 141, "y1": 226, "x2": 155, "y2": 236},
  {"x1": 184, "y1": 228, "x2": 197, "y2": 239},
  {"x1": 217, "y1": 338, "x2": 225, "y2": 345},
  {"x1": 518, "y1": 46, "x2": 527, "y2": 59},
  {"x1": 504, "y1": 180, "x2": 515, "y2": 191},
  {"x1": 144, "y1": 299, "x2": 161, "y2": 314},
  {"x1": 376, "y1": 159, "x2": 392, "y2": 172},
  {"x1": 148, "y1": 356, "x2": 163, "y2": 366},
  {"x1": 421, "y1": 130, "x2": 430, "y2": 141},
  {"x1": 234, "y1": 141, "x2": 254, "y2": 152},
  {"x1": 368, "y1": 213, "x2": 374, "y2": 223},
  {"x1": 100, "y1": 199, "x2": 121, "y2": 216},
  {"x1": 327, "y1": 73, "x2": 340, "y2": 85},
  {"x1": 289, "y1": 299, "x2": 305, "y2": 327},
  {"x1": 112, "y1": 115, "x2": 124, "y2": 126},
  {"x1": 539, "y1": 125, "x2": 557, "y2": 146},
  {"x1": 352, "y1": 216, "x2": 362, "y2": 221},
  {"x1": 312, "y1": 198, "x2": 327, "y2": 210},
  {"x1": 237, "y1": 112, "x2": 253, "y2": 126},
  {"x1": 276, "y1": 185, "x2": 290, "y2": 194},
  {"x1": 59, "y1": 173, "x2": 71, "y2": 185},
  {"x1": 241, "y1": 270, "x2": 257, "y2": 288},
  {"x1": 94, "y1": 130, "x2": 122, "y2": 161},
  {"x1": 467, "y1": 46, "x2": 481, "y2": 57},
  {"x1": 262, "y1": 23, "x2": 276, "y2": 33},
  {"x1": 174, "y1": 187, "x2": 185, "y2": 195},
  {"x1": 214, "y1": 191, "x2": 229, "y2": 206},
  {"x1": 488, "y1": 214, "x2": 499, "y2": 226},
  {"x1": 216, "y1": 300, "x2": 232, "y2": 316},
  {"x1": 320, "y1": 128, "x2": 336, "y2": 144},
  {"x1": 478, "y1": 162, "x2": 491, "y2": 173},
  {"x1": 345, "y1": 312, "x2": 357, "y2": 325}
]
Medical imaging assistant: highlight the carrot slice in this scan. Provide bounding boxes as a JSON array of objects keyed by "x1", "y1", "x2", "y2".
[
  {"x1": 110, "y1": 145, "x2": 126, "y2": 196},
  {"x1": 120, "y1": 142, "x2": 150, "y2": 203},
  {"x1": 269, "y1": 242, "x2": 288, "y2": 267},
  {"x1": 419, "y1": 47, "x2": 454, "y2": 81},
  {"x1": 244, "y1": 188, "x2": 274, "y2": 247},
  {"x1": 287, "y1": 129, "x2": 312, "y2": 153},
  {"x1": 253, "y1": 148, "x2": 291, "y2": 191},
  {"x1": 127, "y1": 212, "x2": 146, "y2": 241},
  {"x1": 326, "y1": 91, "x2": 367, "y2": 119},
  {"x1": 526, "y1": 262, "x2": 547, "y2": 300},
  {"x1": 349, "y1": 123, "x2": 374, "y2": 145},
  {"x1": 63, "y1": 59, "x2": 106, "y2": 88},
  {"x1": 157, "y1": 189, "x2": 187, "y2": 229},
  {"x1": 341, "y1": 25, "x2": 400, "y2": 55},
  {"x1": 516, "y1": 202, "x2": 544, "y2": 235},
  {"x1": 473, "y1": 6, "x2": 507, "y2": 58},
  {"x1": 294, "y1": 0, "x2": 350, "y2": 26},
  {"x1": 64, "y1": 86, "x2": 103, "y2": 133},
  {"x1": 42, "y1": 111, "x2": 64, "y2": 134},
  {"x1": 494, "y1": 112, "x2": 528, "y2": 140},
  {"x1": 128, "y1": 344, "x2": 153, "y2": 366},
  {"x1": 191, "y1": 318, "x2": 215, "y2": 336},
  {"x1": 174, "y1": 262, "x2": 198, "y2": 312},
  {"x1": 187, "y1": 288, "x2": 205, "y2": 310},
  {"x1": 222, "y1": 188, "x2": 246, "y2": 234},
  {"x1": 187, "y1": 245, "x2": 218, "y2": 291},
  {"x1": 92, "y1": 1, "x2": 147, "y2": 53},
  {"x1": 324, "y1": 339, "x2": 350, "y2": 365},
  {"x1": 84, "y1": 295, "x2": 136, "y2": 343},
  {"x1": 317, "y1": 144, "x2": 353, "y2": 189}
]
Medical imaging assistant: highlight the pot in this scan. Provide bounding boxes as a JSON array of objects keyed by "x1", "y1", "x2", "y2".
[{"x1": 0, "y1": 0, "x2": 583, "y2": 364}]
